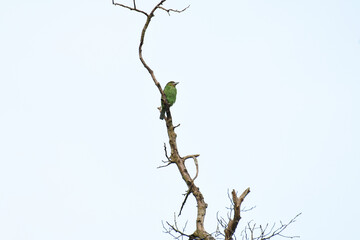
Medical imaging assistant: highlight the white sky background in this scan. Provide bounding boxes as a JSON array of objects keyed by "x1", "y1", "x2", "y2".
[{"x1": 0, "y1": 0, "x2": 359, "y2": 239}]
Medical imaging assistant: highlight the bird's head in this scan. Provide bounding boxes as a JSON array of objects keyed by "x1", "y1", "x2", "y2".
[{"x1": 167, "y1": 81, "x2": 179, "y2": 87}]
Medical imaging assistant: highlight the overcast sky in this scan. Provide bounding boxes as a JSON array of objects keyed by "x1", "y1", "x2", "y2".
[{"x1": 1, "y1": 0, "x2": 359, "y2": 239}]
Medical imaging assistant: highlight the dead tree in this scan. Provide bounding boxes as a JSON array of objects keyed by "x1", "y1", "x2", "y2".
[{"x1": 113, "y1": 1, "x2": 300, "y2": 239}]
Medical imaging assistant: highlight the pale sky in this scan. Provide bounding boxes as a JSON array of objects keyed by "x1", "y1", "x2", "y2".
[{"x1": 1, "y1": 0, "x2": 359, "y2": 239}]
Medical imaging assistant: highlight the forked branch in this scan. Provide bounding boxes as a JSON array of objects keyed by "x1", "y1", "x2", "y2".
[
  {"x1": 112, "y1": 0, "x2": 148, "y2": 16},
  {"x1": 224, "y1": 188, "x2": 251, "y2": 240}
]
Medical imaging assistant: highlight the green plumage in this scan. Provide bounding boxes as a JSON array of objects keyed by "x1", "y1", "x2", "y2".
[{"x1": 160, "y1": 81, "x2": 178, "y2": 120}]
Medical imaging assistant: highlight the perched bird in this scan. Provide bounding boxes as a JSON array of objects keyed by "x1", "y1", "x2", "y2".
[{"x1": 160, "y1": 81, "x2": 179, "y2": 120}]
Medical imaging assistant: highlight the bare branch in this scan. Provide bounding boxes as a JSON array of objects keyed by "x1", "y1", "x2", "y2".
[
  {"x1": 113, "y1": 0, "x2": 169, "y2": 107},
  {"x1": 192, "y1": 156, "x2": 199, "y2": 181},
  {"x1": 224, "y1": 188, "x2": 251, "y2": 240},
  {"x1": 157, "y1": 161, "x2": 174, "y2": 168},
  {"x1": 178, "y1": 184, "x2": 193, "y2": 217},
  {"x1": 138, "y1": 0, "x2": 166, "y2": 84},
  {"x1": 159, "y1": 5, "x2": 190, "y2": 16},
  {"x1": 260, "y1": 213, "x2": 301, "y2": 240},
  {"x1": 164, "y1": 142, "x2": 170, "y2": 160},
  {"x1": 241, "y1": 205, "x2": 256, "y2": 213},
  {"x1": 112, "y1": 0, "x2": 148, "y2": 16},
  {"x1": 167, "y1": 222, "x2": 191, "y2": 238},
  {"x1": 158, "y1": 143, "x2": 175, "y2": 168},
  {"x1": 215, "y1": 212, "x2": 227, "y2": 238},
  {"x1": 239, "y1": 213, "x2": 301, "y2": 240},
  {"x1": 182, "y1": 154, "x2": 200, "y2": 181},
  {"x1": 162, "y1": 214, "x2": 191, "y2": 239},
  {"x1": 182, "y1": 154, "x2": 200, "y2": 160},
  {"x1": 177, "y1": 153, "x2": 201, "y2": 216}
]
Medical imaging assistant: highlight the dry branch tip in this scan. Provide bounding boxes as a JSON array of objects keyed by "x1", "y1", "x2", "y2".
[{"x1": 159, "y1": 5, "x2": 190, "y2": 16}]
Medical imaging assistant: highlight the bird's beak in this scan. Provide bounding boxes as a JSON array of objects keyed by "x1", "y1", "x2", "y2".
[{"x1": 174, "y1": 82, "x2": 179, "y2": 86}]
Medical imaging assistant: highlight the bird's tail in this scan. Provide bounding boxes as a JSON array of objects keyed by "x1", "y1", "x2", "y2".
[{"x1": 159, "y1": 108, "x2": 166, "y2": 120}]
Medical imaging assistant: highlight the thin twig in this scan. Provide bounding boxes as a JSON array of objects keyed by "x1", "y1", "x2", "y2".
[
  {"x1": 112, "y1": 0, "x2": 148, "y2": 16},
  {"x1": 159, "y1": 5, "x2": 190, "y2": 16},
  {"x1": 158, "y1": 143, "x2": 175, "y2": 168},
  {"x1": 164, "y1": 142, "x2": 170, "y2": 161},
  {"x1": 178, "y1": 184, "x2": 193, "y2": 216},
  {"x1": 240, "y1": 213, "x2": 301, "y2": 240},
  {"x1": 163, "y1": 214, "x2": 191, "y2": 239}
]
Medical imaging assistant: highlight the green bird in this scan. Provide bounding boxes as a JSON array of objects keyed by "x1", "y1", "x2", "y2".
[{"x1": 160, "y1": 81, "x2": 179, "y2": 120}]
